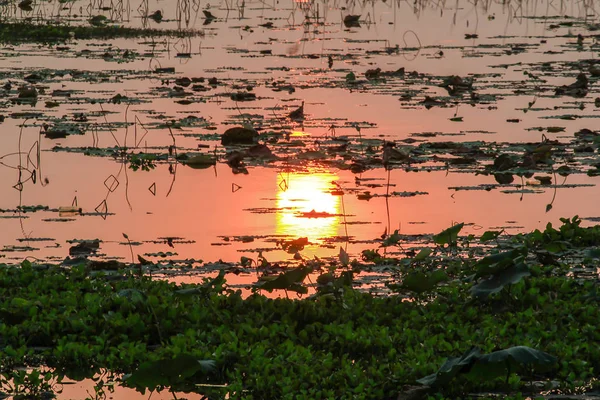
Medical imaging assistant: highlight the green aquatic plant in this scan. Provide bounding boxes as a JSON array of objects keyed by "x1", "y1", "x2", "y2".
[
  {"x1": 417, "y1": 346, "x2": 557, "y2": 388},
  {"x1": 129, "y1": 154, "x2": 157, "y2": 172},
  {"x1": 0, "y1": 22, "x2": 201, "y2": 43},
  {"x1": 124, "y1": 354, "x2": 216, "y2": 394},
  {"x1": 1, "y1": 218, "x2": 600, "y2": 398},
  {"x1": 433, "y1": 222, "x2": 464, "y2": 246},
  {"x1": 0, "y1": 368, "x2": 59, "y2": 399}
]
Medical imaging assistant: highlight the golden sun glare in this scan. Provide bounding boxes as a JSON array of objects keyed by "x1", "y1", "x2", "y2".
[{"x1": 276, "y1": 171, "x2": 341, "y2": 241}]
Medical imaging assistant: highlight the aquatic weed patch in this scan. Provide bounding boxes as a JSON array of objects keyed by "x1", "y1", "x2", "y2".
[
  {"x1": 1, "y1": 220, "x2": 600, "y2": 399},
  {"x1": 0, "y1": 22, "x2": 201, "y2": 43}
]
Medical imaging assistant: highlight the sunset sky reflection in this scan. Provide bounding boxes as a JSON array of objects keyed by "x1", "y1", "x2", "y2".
[{"x1": 275, "y1": 170, "x2": 341, "y2": 242}]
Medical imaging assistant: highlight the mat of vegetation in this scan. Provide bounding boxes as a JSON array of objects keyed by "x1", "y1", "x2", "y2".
[
  {"x1": 0, "y1": 22, "x2": 198, "y2": 43},
  {"x1": 1, "y1": 217, "x2": 600, "y2": 399}
]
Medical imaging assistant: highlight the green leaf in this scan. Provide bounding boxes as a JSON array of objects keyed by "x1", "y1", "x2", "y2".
[
  {"x1": 401, "y1": 269, "x2": 447, "y2": 293},
  {"x1": 544, "y1": 241, "x2": 569, "y2": 253},
  {"x1": 184, "y1": 154, "x2": 217, "y2": 169},
  {"x1": 116, "y1": 289, "x2": 146, "y2": 305},
  {"x1": 339, "y1": 247, "x2": 350, "y2": 266},
  {"x1": 257, "y1": 266, "x2": 312, "y2": 293},
  {"x1": 474, "y1": 247, "x2": 527, "y2": 278},
  {"x1": 336, "y1": 271, "x2": 354, "y2": 288},
  {"x1": 176, "y1": 271, "x2": 226, "y2": 297},
  {"x1": 382, "y1": 230, "x2": 401, "y2": 247},
  {"x1": 479, "y1": 230, "x2": 503, "y2": 243},
  {"x1": 433, "y1": 223, "x2": 464, "y2": 246},
  {"x1": 418, "y1": 346, "x2": 556, "y2": 388},
  {"x1": 417, "y1": 347, "x2": 481, "y2": 387},
  {"x1": 557, "y1": 165, "x2": 571, "y2": 177},
  {"x1": 137, "y1": 255, "x2": 153, "y2": 265},
  {"x1": 89, "y1": 15, "x2": 108, "y2": 26},
  {"x1": 10, "y1": 297, "x2": 31, "y2": 308},
  {"x1": 125, "y1": 354, "x2": 215, "y2": 391},
  {"x1": 472, "y1": 346, "x2": 557, "y2": 380},
  {"x1": 587, "y1": 248, "x2": 600, "y2": 258},
  {"x1": 412, "y1": 248, "x2": 432, "y2": 262},
  {"x1": 480, "y1": 346, "x2": 556, "y2": 365},
  {"x1": 471, "y1": 263, "x2": 530, "y2": 298}
]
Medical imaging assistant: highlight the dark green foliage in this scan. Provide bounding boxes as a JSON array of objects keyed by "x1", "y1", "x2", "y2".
[
  {"x1": 0, "y1": 22, "x2": 198, "y2": 43},
  {"x1": 2, "y1": 217, "x2": 600, "y2": 398},
  {"x1": 471, "y1": 263, "x2": 530, "y2": 297},
  {"x1": 433, "y1": 222, "x2": 464, "y2": 246},
  {"x1": 124, "y1": 354, "x2": 216, "y2": 393},
  {"x1": 129, "y1": 154, "x2": 157, "y2": 172},
  {"x1": 418, "y1": 346, "x2": 557, "y2": 387},
  {"x1": 255, "y1": 266, "x2": 312, "y2": 294},
  {"x1": 474, "y1": 247, "x2": 527, "y2": 278},
  {"x1": 475, "y1": 346, "x2": 557, "y2": 379},
  {"x1": 480, "y1": 230, "x2": 503, "y2": 243},
  {"x1": 400, "y1": 269, "x2": 448, "y2": 294},
  {"x1": 417, "y1": 347, "x2": 481, "y2": 387}
]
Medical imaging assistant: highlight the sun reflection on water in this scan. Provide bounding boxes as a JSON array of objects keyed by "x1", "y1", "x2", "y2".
[{"x1": 276, "y1": 171, "x2": 341, "y2": 241}]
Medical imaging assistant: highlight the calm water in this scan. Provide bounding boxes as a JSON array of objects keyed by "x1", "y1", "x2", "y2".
[
  {"x1": 1, "y1": 0, "x2": 599, "y2": 267},
  {"x1": 2, "y1": 0, "x2": 599, "y2": 398}
]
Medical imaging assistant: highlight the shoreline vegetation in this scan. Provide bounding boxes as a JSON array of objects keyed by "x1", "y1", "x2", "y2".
[
  {"x1": 1, "y1": 217, "x2": 600, "y2": 399},
  {"x1": 0, "y1": 21, "x2": 201, "y2": 43}
]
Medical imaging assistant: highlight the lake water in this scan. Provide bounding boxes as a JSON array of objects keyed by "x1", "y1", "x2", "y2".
[{"x1": 1, "y1": 0, "x2": 599, "y2": 272}]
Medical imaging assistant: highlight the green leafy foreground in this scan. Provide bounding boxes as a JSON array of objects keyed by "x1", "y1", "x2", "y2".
[{"x1": 1, "y1": 218, "x2": 600, "y2": 399}]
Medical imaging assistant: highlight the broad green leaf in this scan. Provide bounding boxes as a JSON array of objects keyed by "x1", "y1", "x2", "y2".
[
  {"x1": 184, "y1": 154, "x2": 216, "y2": 169},
  {"x1": 471, "y1": 263, "x2": 530, "y2": 298},
  {"x1": 472, "y1": 346, "x2": 557, "y2": 380},
  {"x1": 475, "y1": 247, "x2": 527, "y2": 278},
  {"x1": 125, "y1": 354, "x2": 215, "y2": 391},
  {"x1": 257, "y1": 266, "x2": 312, "y2": 293},
  {"x1": 480, "y1": 346, "x2": 556, "y2": 366},
  {"x1": 401, "y1": 269, "x2": 447, "y2": 293},
  {"x1": 543, "y1": 241, "x2": 569, "y2": 253},
  {"x1": 417, "y1": 347, "x2": 481, "y2": 387},
  {"x1": 433, "y1": 223, "x2": 464, "y2": 245},
  {"x1": 557, "y1": 165, "x2": 571, "y2": 177},
  {"x1": 479, "y1": 230, "x2": 503, "y2": 243},
  {"x1": 412, "y1": 248, "x2": 432, "y2": 262},
  {"x1": 587, "y1": 248, "x2": 600, "y2": 258},
  {"x1": 418, "y1": 346, "x2": 556, "y2": 388},
  {"x1": 337, "y1": 271, "x2": 354, "y2": 288},
  {"x1": 10, "y1": 297, "x2": 31, "y2": 308}
]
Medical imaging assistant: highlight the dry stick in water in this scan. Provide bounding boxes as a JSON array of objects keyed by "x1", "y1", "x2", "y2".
[
  {"x1": 166, "y1": 124, "x2": 179, "y2": 197},
  {"x1": 123, "y1": 160, "x2": 133, "y2": 211},
  {"x1": 123, "y1": 102, "x2": 130, "y2": 147},
  {"x1": 334, "y1": 181, "x2": 350, "y2": 248},
  {"x1": 99, "y1": 103, "x2": 122, "y2": 148},
  {"x1": 385, "y1": 168, "x2": 391, "y2": 236},
  {"x1": 123, "y1": 233, "x2": 135, "y2": 265},
  {"x1": 134, "y1": 116, "x2": 150, "y2": 148}
]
